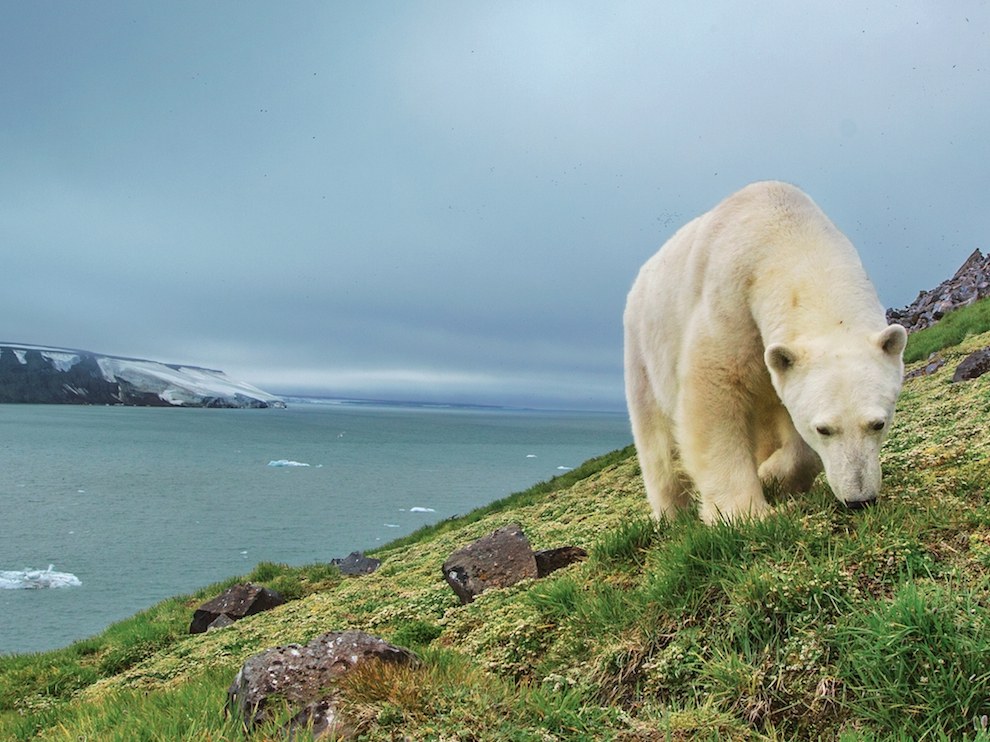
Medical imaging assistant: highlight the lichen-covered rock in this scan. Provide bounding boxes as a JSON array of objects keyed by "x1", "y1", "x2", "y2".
[
  {"x1": 189, "y1": 583, "x2": 285, "y2": 634},
  {"x1": 442, "y1": 523, "x2": 538, "y2": 604},
  {"x1": 226, "y1": 630, "x2": 418, "y2": 738}
]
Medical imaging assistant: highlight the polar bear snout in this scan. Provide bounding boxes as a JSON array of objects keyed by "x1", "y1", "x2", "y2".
[
  {"x1": 821, "y1": 451, "x2": 883, "y2": 512},
  {"x1": 843, "y1": 496, "x2": 876, "y2": 510}
]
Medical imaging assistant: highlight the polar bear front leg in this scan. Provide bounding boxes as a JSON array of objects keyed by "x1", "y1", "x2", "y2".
[
  {"x1": 757, "y1": 409, "x2": 822, "y2": 494},
  {"x1": 757, "y1": 438, "x2": 821, "y2": 493},
  {"x1": 677, "y1": 373, "x2": 769, "y2": 524}
]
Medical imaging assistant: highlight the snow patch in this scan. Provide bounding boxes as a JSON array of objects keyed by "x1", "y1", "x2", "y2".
[
  {"x1": 41, "y1": 352, "x2": 80, "y2": 372},
  {"x1": 98, "y1": 357, "x2": 283, "y2": 407}
]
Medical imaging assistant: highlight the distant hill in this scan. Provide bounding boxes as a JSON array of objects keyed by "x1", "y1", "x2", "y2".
[{"x1": 0, "y1": 343, "x2": 284, "y2": 408}]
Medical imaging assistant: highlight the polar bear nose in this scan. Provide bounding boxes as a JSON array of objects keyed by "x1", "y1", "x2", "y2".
[{"x1": 843, "y1": 496, "x2": 876, "y2": 510}]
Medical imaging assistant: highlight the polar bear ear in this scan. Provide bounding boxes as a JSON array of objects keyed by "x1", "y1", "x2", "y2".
[
  {"x1": 765, "y1": 344, "x2": 797, "y2": 374},
  {"x1": 877, "y1": 324, "x2": 908, "y2": 358}
]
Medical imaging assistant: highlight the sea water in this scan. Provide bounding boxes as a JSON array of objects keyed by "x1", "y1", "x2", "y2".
[{"x1": 0, "y1": 401, "x2": 630, "y2": 654}]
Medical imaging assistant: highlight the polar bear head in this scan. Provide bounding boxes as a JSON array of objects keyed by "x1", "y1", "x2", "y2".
[{"x1": 764, "y1": 324, "x2": 907, "y2": 508}]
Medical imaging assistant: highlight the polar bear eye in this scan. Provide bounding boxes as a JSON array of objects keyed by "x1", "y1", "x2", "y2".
[
  {"x1": 815, "y1": 425, "x2": 833, "y2": 437},
  {"x1": 869, "y1": 420, "x2": 886, "y2": 432}
]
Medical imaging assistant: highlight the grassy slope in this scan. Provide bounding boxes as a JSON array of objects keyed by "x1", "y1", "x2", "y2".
[
  {"x1": 1, "y1": 332, "x2": 989, "y2": 740},
  {"x1": 903, "y1": 295, "x2": 990, "y2": 363}
]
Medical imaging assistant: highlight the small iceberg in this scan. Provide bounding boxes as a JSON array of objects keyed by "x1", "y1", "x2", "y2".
[
  {"x1": 408, "y1": 507, "x2": 436, "y2": 513},
  {"x1": 267, "y1": 460, "x2": 311, "y2": 468},
  {"x1": 0, "y1": 565, "x2": 82, "y2": 590},
  {"x1": 556, "y1": 466, "x2": 573, "y2": 471}
]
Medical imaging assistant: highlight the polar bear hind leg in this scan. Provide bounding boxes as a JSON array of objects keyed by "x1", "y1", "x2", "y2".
[{"x1": 626, "y1": 368, "x2": 692, "y2": 520}]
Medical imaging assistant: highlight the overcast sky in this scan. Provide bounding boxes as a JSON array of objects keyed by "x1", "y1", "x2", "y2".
[{"x1": 2, "y1": 2, "x2": 987, "y2": 409}]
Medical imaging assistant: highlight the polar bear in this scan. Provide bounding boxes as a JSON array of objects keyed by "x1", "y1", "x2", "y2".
[{"x1": 624, "y1": 181, "x2": 907, "y2": 524}]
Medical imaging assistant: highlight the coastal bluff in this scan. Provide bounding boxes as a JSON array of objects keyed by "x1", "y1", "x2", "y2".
[{"x1": 0, "y1": 343, "x2": 283, "y2": 408}]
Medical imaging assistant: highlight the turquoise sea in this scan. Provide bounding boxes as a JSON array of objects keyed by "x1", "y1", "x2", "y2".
[{"x1": 0, "y1": 401, "x2": 631, "y2": 654}]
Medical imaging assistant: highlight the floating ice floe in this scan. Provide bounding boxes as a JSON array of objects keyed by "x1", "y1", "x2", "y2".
[
  {"x1": 0, "y1": 565, "x2": 82, "y2": 590},
  {"x1": 557, "y1": 466, "x2": 573, "y2": 471},
  {"x1": 267, "y1": 460, "x2": 311, "y2": 468},
  {"x1": 408, "y1": 507, "x2": 436, "y2": 513},
  {"x1": 526, "y1": 454, "x2": 537, "y2": 458},
  {"x1": 384, "y1": 523, "x2": 401, "y2": 528}
]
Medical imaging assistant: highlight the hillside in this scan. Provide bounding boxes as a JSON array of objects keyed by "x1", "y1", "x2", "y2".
[{"x1": 2, "y1": 325, "x2": 990, "y2": 739}]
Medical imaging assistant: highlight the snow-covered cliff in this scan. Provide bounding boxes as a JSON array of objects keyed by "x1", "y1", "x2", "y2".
[{"x1": 0, "y1": 344, "x2": 284, "y2": 408}]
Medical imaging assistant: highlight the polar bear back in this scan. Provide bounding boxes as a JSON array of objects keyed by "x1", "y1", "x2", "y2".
[{"x1": 624, "y1": 181, "x2": 888, "y2": 414}]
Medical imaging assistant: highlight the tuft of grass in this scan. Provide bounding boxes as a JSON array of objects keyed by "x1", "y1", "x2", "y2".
[
  {"x1": 835, "y1": 581, "x2": 990, "y2": 739},
  {"x1": 903, "y1": 295, "x2": 990, "y2": 363},
  {"x1": 11, "y1": 665, "x2": 243, "y2": 742},
  {"x1": 589, "y1": 515, "x2": 659, "y2": 568}
]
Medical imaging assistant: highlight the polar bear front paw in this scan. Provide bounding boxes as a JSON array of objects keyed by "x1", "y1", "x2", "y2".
[{"x1": 699, "y1": 493, "x2": 771, "y2": 525}]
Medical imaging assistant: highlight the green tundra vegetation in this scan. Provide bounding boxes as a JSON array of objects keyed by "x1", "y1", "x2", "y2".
[
  {"x1": 1, "y1": 323, "x2": 989, "y2": 740},
  {"x1": 902, "y1": 295, "x2": 990, "y2": 364}
]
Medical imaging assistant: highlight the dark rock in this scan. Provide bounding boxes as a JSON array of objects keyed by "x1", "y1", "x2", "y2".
[
  {"x1": 952, "y1": 347, "x2": 990, "y2": 382},
  {"x1": 442, "y1": 523, "x2": 538, "y2": 604},
  {"x1": 189, "y1": 583, "x2": 285, "y2": 634},
  {"x1": 905, "y1": 353, "x2": 946, "y2": 380},
  {"x1": 207, "y1": 614, "x2": 237, "y2": 632},
  {"x1": 534, "y1": 546, "x2": 588, "y2": 577},
  {"x1": 227, "y1": 630, "x2": 418, "y2": 737},
  {"x1": 330, "y1": 551, "x2": 381, "y2": 576},
  {"x1": 887, "y1": 248, "x2": 990, "y2": 333}
]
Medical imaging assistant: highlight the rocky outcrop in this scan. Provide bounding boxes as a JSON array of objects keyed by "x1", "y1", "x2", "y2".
[
  {"x1": 887, "y1": 249, "x2": 990, "y2": 332},
  {"x1": 0, "y1": 348, "x2": 120, "y2": 404},
  {"x1": 189, "y1": 583, "x2": 286, "y2": 634},
  {"x1": 0, "y1": 343, "x2": 284, "y2": 407},
  {"x1": 227, "y1": 630, "x2": 418, "y2": 738},
  {"x1": 442, "y1": 523, "x2": 587, "y2": 604}
]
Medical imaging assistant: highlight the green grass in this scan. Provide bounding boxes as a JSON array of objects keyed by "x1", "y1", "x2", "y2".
[
  {"x1": 2, "y1": 331, "x2": 990, "y2": 740},
  {"x1": 904, "y1": 295, "x2": 990, "y2": 363}
]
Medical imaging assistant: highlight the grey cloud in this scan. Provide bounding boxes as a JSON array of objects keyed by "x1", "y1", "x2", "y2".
[{"x1": 2, "y1": 2, "x2": 988, "y2": 408}]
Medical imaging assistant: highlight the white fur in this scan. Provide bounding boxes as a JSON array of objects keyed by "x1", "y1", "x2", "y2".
[{"x1": 624, "y1": 181, "x2": 906, "y2": 524}]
